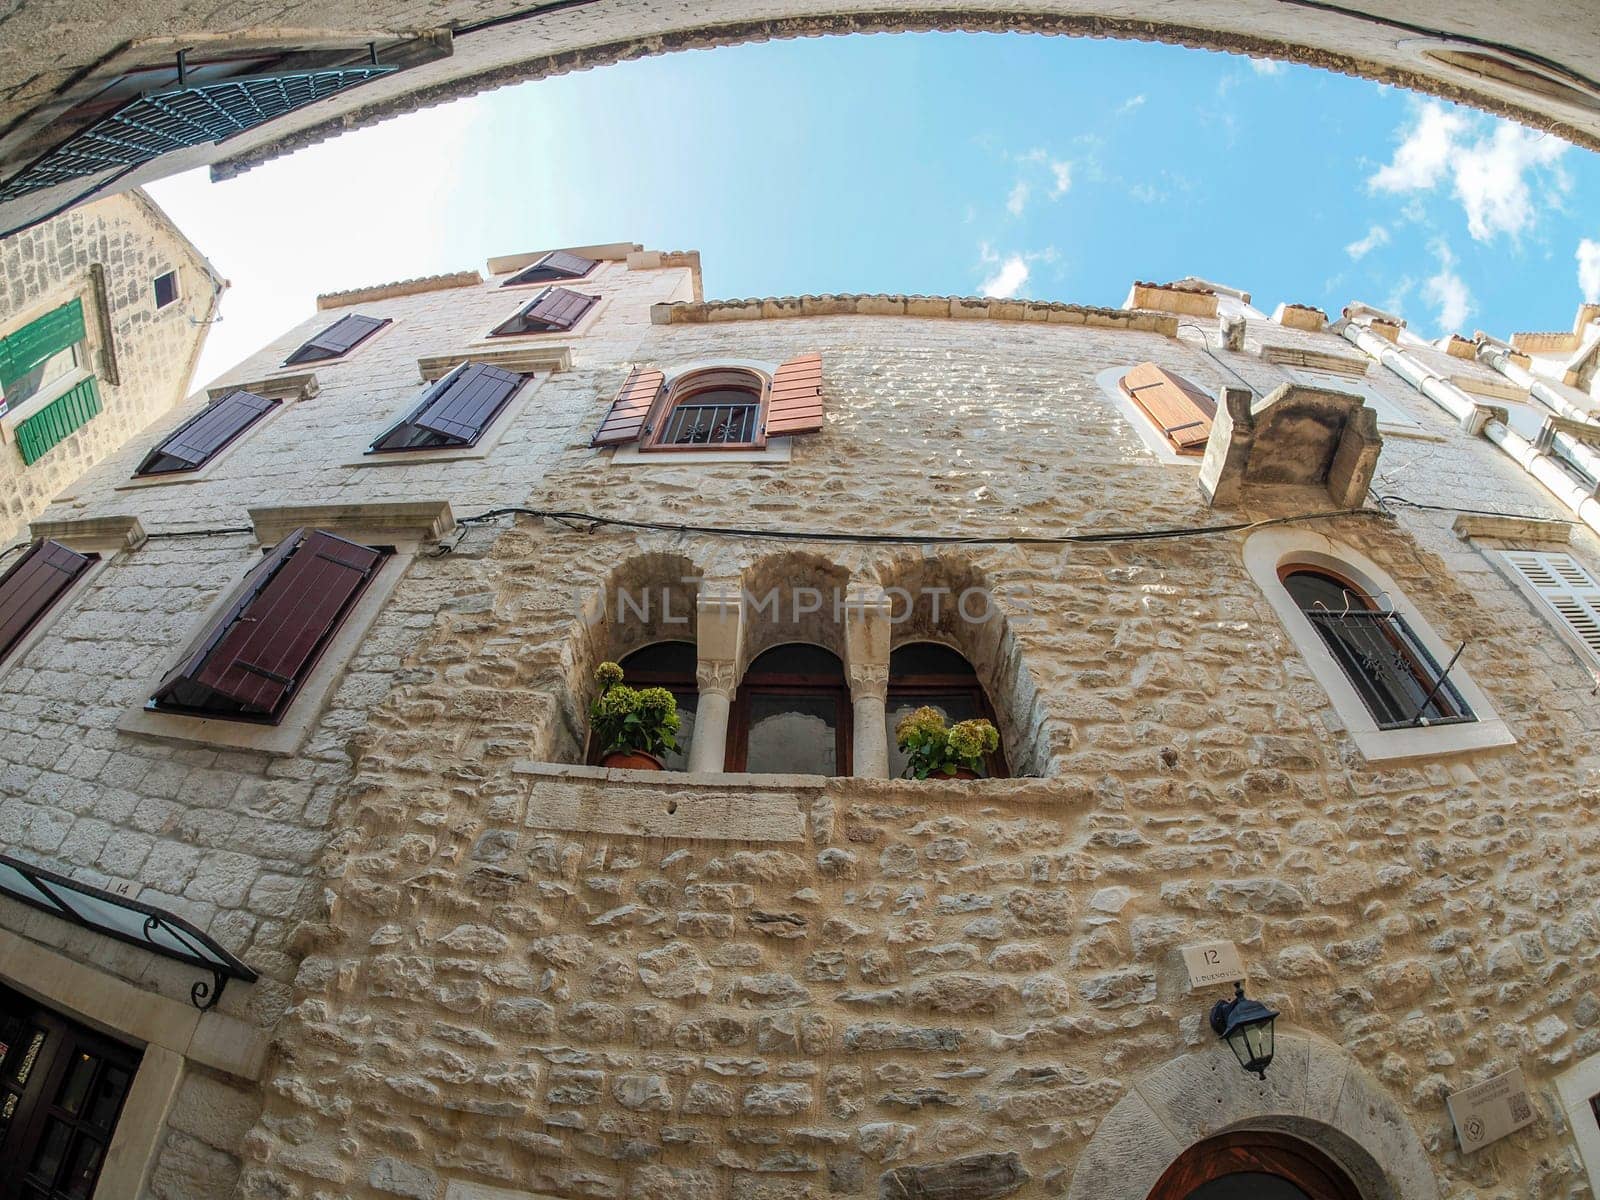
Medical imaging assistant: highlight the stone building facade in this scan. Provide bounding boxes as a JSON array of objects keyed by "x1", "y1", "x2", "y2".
[
  {"x1": 0, "y1": 188, "x2": 220, "y2": 544},
  {"x1": 5, "y1": 245, "x2": 1600, "y2": 1200}
]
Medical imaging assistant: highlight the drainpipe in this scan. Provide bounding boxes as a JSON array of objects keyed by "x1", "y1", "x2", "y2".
[
  {"x1": 1340, "y1": 320, "x2": 1600, "y2": 542},
  {"x1": 1338, "y1": 323, "x2": 1488, "y2": 432},
  {"x1": 1475, "y1": 340, "x2": 1600, "y2": 490}
]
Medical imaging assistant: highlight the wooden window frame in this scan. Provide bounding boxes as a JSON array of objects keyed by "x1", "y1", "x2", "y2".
[
  {"x1": 640, "y1": 367, "x2": 769, "y2": 453},
  {"x1": 488, "y1": 286, "x2": 599, "y2": 338},
  {"x1": 726, "y1": 648, "x2": 853, "y2": 776},
  {"x1": 152, "y1": 270, "x2": 180, "y2": 311}
]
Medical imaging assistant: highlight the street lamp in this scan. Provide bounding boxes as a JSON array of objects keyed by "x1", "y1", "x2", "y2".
[{"x1": 1210, "y1": 981, "x2": 1278, "y2": 1079}]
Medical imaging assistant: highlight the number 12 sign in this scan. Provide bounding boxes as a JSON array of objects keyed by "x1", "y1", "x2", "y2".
[{"x1": 1181, "y1": 941, "x2": 1245, "y2": 991}]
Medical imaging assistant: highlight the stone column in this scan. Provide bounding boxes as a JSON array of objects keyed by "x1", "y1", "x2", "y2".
[
  {"x1": 688, "y1": 660, "x2": 736, "y2": 774},
  {"x1": 843, "y1": 585, "x2": 892, "y2": 778},
  {"x1": 688, "y1": 585, "x2": 743, "y2": 774}
]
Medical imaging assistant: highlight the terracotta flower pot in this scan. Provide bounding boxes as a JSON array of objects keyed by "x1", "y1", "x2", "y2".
[
  {"x1": 602, "y1": 749, "x2": 666, "y2": 771},
  {"x1": 945, "y1": 767, "x2": 980, "y2": 780}
]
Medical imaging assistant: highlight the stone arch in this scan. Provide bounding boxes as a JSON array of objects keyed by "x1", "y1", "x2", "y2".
[
  {"x1": 553, "y1": 549, "x2": 708, "y2": 761},
  {"x1": 736, "y1": 550, "x2": 856, "y2": 670},
  {"x1": 1066, "y1": 1035, "x2": 1439, "y2": 1200},
  {"x1": 872, "y1": 550, "x2": 1056, "y2": 776}
]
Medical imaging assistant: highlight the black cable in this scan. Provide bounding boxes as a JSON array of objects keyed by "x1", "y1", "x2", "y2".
[
  {"x1": 142, "y1": 526, "x2": 255, "y2": 539},
  {"x1": 432, "y1": 503, "x2": 1390, "y2": 554},
  {"x1": 1176, "y1": 322, "x2": 1257, "y2": 394},
  {"x1": 1373, "y1": 493, "x2": 1561, "y2": 523}
]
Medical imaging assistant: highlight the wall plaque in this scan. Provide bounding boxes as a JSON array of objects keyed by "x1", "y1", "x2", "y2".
[
  {"x1": 1181, "y1": 941, "x2": 1244, "y2": 991},
  {"x1": 1447, "y1": 1067, "x2": 1536, "y2": 1153}
]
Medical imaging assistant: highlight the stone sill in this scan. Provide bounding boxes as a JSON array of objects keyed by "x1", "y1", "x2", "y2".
[{"x1": 651, "y1": 295, "x2": 1178, "y2": 335}]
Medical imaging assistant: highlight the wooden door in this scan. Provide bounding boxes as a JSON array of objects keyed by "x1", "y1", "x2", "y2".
[{"x1": 1146, "y1": 1131, "x2": 1363, "y2": 1200}]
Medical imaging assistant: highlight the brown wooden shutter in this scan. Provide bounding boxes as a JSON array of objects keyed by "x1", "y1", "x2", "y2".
[
  {"x1": 509, "y1": 287, "x2": 596, "y2": 333},
  {"x1": 504, "y1": 251, "x2": 597, "y2": 286},
  {"x1": 0, "y1": 540, "x2": 93, "y2": 664},
  {"x1": 1118, "y1": 362, "x2": 1217, "y2": 454},
  {"x1": 153, "y1": 529, "x2": 383, "y2": 719},
  {"x1": 284, "y1": 314, "x2": 389, "y2": 365},
  {"x1": 764, "y1": 354, "x2": 825, "y2": 436},
  {"x1": 413, "y1": 362, "x2": 522, "y2": 443},
  {"x1": 135, "y1": 390, "x2": 278, "y2": 476},
  {"x1": 592, "y1": 367, "x2": 665, "y2": 446}
]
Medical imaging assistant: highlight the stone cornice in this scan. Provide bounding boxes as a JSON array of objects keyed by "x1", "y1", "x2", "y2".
[
  {"x1": 316, "y1": 271, "x2": 483, "y2": 310},
  {"x1": 651, "y1": 295, "x2": 1177, "y2": 334}
]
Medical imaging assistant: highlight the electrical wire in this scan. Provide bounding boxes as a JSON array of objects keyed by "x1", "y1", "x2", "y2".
[{"x1": 1176, "y1": 322, "x2": 1258, "y2": 394}]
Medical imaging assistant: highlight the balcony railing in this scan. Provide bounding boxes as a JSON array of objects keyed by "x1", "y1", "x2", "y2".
[
  {"x1": 1304, "y1": 607, "x2": 1472, "y2": 729},
  {"x1": 661, "y1": 402, "x2": 759, "y2": 446}
]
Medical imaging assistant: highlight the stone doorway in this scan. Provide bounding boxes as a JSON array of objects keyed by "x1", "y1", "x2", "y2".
[{"x1": 1146, "y1": 1130, "x2": 1364, "y2": 1200}]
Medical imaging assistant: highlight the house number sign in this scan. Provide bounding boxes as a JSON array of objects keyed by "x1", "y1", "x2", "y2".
[
  {"x1": 1447, "y1": 1067, "x2": 1536, "y2": 1153},
  {"x1": 1181, "y1": 941, "x2": 1245, "y2": 991}
]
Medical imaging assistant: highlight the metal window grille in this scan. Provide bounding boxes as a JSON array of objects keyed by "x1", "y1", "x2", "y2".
[
  {"x1": 0, "y1": 67, "x2": 395, "y2": 202},
  {"x1": 661, "y1": 402, "x2": 759, "y2": 445},
  {"x1": 1302, "y1": 607, "x2": 1472, "y2": 729}
]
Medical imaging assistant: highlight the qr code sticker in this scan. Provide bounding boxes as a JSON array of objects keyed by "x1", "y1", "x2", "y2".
[{"x1": 1509, "y1": 1095, "x2": 1533, "y2": 1124}]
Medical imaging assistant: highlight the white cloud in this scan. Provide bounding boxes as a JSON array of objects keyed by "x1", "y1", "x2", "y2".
[
  {"x1": 1369, "y1": 101, "x2": 1568, "y2": 241},
  {"x1": 980, "y1": 255, "x2": 1030, "y2": 298},
  {"x1": 1006, "y1": 180, "x2": 1030, "y2": 217},
  {"x1": 1423, "y1": 243, "x2": 1473, "y2": 332},
  {"x1": 1249, "y1": 58, "x2": 1286, "y2": 76},
  {"x1": 1049, "y1": 161, "x2": 1072, "y2": 199},
  {"x1": 147, "y1": 98, "x2": 486, "y2": 384},
  {"x1": 1345, "y1": 225, "x2": 1390, "y2": 261},
  {"x1": 1118, "y1": 94, "x2": 1146, "y2": 114},
  {"x1": 1578, "y1": 238, "x2": 1600, "y2": 303}
]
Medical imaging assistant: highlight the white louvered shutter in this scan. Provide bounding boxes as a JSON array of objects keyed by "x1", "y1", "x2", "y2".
[{"x1": 1503, "y1": 550, "x2": 1600, "y2": 667}]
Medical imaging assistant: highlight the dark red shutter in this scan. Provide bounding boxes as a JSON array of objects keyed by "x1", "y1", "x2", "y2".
[
  {"x1": 0, "y1": 540, "x2": 94, "y2": 663},
  {"x1": 505, "y1": 251, "x2": 597, "y2": 286},
  {"x1": 135, "y1": 390, "x2": 278, "y2": 475},
  {"x1": 413, "y1": 362, "x2": 522, "y2": 442},
  {"x1": 1119, "y1": 362, "x2": 1217, "y2": 454},
  {"x1": 284, "y1": 314, "x2": 389, "y2": 364},
  {"x1": 592, "y1": 368, "x2": 665, "y2": 446},
  {"x1": 153, "y1": 530, "x2": 382, "y2": 719},
  {"x1": 764, "y1": 354, "x2": 825, "y2": 436},
  {"x1": 522, "y1": 287, "x2": 596, "y2": 331}
]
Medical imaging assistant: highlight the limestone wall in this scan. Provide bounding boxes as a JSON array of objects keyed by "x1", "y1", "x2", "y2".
[
  {"x1": 8, "y1": 261, "x2": 1600, "y2": 1198},
  {"x1": 0, "y1": 189, "x2": 216, "y2": 545}
]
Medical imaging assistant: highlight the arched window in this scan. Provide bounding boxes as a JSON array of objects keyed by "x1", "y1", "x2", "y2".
[
  {"x1": 885, "y1": 641, "x2": 1008, "y2": 778},
  {"x1": 728, "y1": 644, "x2": 850, "y2": 775},
  {"x1": 646, "y1": 367, "x2": 766, "y2": 450},
  {"x1": 1280, "y1": 566, "x2": 1471, "y2": 730},
  {"x1": 590, "y1": 642, "x2": 698, "y2": 771}
]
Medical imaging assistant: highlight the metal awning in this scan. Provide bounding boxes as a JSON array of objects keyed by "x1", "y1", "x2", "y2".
[{"x1": 0, "y1": 853, "x2": 258, "y2": 1011}]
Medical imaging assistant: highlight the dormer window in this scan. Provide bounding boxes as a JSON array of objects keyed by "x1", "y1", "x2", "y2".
[
  {"x1": 283, "y1": 314, "x2": 389, "y2": 365},
  {"x1": 490, "y1": 287, "x2": 597, "y2": 336},
  {"x1": 502, "y1": 251, "x2": 597, "y2": 287}
]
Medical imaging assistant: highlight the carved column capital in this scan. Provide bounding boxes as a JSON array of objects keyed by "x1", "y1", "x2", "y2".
[
  {"x1": 847, "y1": 663, "x2": 889, "y2": 702},
  {"x1": 696, "y1": 659, "x2": 739, "y2": 699}
]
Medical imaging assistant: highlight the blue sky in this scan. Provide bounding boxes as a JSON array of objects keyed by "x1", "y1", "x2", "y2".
[{"x1": 149, "y1": 32, "x2": 1599, "y2": 383}]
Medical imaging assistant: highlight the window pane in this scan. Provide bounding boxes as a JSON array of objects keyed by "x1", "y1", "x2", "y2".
[
  {"x1": 662, "y1": 693, "x2": 696, "y2": 772},
  {"x1": 62, "y1": 1134, "x2": 104, "y2": 1199},
  {"x1": 745, "y1": 693, "x2": 837, "y2": 775},
  {"x1": 886, "y1": 693, "x2": 985, "y2": 779},
  {"x1": 30, "y1": 1119, "x2": 71, "y2": 1182},
  {"x1": 85, "y1": 1064, "x2": 129, "y2": 1131},
  {"x1": 54, "y1": 1051, "x2": 97, "y2": 1115},
  {"x1": 2, "y1": 344, "x2": 79, "y2": 410}
]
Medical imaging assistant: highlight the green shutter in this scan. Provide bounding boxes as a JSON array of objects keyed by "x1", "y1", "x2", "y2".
[
  {"x1": 15, "y1": 377, "x2": 100, "y2": 466},
  {"x1": 0, "y1": 300, "x2": 87, "y2": 390}
]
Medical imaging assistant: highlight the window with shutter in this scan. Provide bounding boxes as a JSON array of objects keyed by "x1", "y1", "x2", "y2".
[
  {"x1": 150, "y1": 529, "x2": 386, "y2": 722},
  {"x1": 592, "y1": 367, "x2": 665, "y2": 447},
  {"x1": 764, "y1": 354, "x2": 825, "y2": 437},
  {"x1": 369, "y1": 362, "x2": 524, "y2": 453},
  {"x1": 503, "y1": 251, "x2": 598, "y2": 287},
  {"x1": 1, "y1": 300, "x2": 88, "y2": 420},
  {"x1": 0, "y1": 540, "x2": 95, "y2": 665},
  {"x1": 1503, "y1": 550, "x2": 1600, "y2": 669},
  {"x1": 283, "y1": 314, "x2": 390, "y2": 365},
  {"x1": 1119, "y1": 362, "x2": 1217, "y2": 455},
  {"x1": 490, "y1": 287, "x2": 598, "y2": 337},
  {"x1": 642, "y1": 367, "x2": 766, "y2": 451},
  {"x1": 134, "y1": 390, "x2": 279, "y2": 476}
]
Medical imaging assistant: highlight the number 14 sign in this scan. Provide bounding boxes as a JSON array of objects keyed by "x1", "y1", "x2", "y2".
[{"x1": 1181, "y1": 941, "x2": 1245, "y2": 991}]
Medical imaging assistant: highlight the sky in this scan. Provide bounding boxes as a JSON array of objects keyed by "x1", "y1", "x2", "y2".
[{"x1": 147, "y1": 32, "x2": 1600, "y2": 386}]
